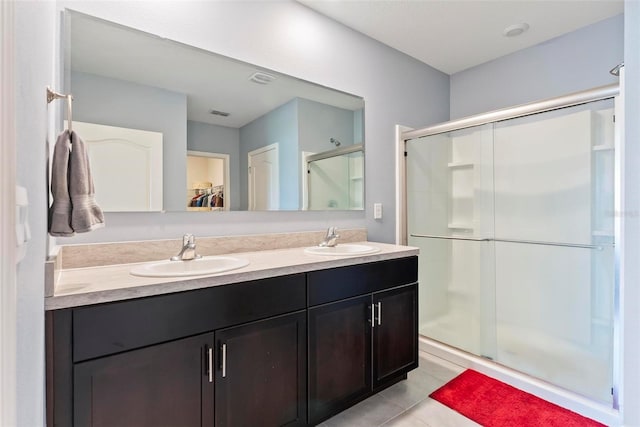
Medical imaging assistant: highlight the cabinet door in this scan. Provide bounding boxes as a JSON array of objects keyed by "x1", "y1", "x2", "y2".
[
  {"x1": 308, "y1": 295, "x2": 372, "y2": 424},
  {"x1": 215, "y1": 311, "x2": 306, "y2": 427},
  {"x1": 373, "y1": 284, "x2": 419, "y2": 387},
  {"x1": 74, "y1": 332, "x2": 214, "y2": 427}
]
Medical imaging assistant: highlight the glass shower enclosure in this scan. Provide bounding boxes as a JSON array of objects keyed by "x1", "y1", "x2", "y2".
[
  {"x1": 306, "y1": 144, "x2": 364, "y2": 210},
  {"x1": 405, "y1": 96, "x2": 616, "y2": 404}
]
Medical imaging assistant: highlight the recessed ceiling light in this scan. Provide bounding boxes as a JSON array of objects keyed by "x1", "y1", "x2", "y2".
[{"x1": 503, "y1": 23, "x2": 530, "y2": 37}]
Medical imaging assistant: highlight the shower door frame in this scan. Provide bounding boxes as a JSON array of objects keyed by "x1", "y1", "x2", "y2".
[{"x1": 397, "y1": 83, "x2": 621, "y2": 410}]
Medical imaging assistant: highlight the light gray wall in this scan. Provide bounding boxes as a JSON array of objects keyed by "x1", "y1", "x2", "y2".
[
  {"x1": 187, "y1": 121, "x2": 241, "y2": 211},
  {"x1": 622, "y1": 2, "x2": 640, "y2": 425},
  {"x1": 450, "y1": 14, "x2": 623, "y2": 119},
  {"x1": 239, "y1": 99, "x2": 299, "y2": 210},
  {"x1": 298, "y1": 98, "x2": 355, "y2": 153},
  {"x1": 71, "y1": 71, "x2": 188, "y2": 211},
  {"x1": 14, "y1": 2, "x2": 55, "y2": 426},
  {"x1": 56, "y1": 0, "x2": 449, "y2": 244}
]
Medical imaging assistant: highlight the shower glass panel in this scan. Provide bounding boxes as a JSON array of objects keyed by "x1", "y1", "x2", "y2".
[
  {"x1": 494, "y1": 243, "x2": 614, "y2": 403},
  {"x1": 492, "y1": 99, "x2": 615, "y2": 404},
  {"x1": 406, "y1": 125, "x2": 494, "y2": 239},
  {"x1": 406, "y1": 98, "x2": 615, "y2": 404},
  {"x1": 407, "y1": 236, "x2": 496, "y2": 357},
  {"x1": 307, "y1": 150, "x2": 363, "y2": 210},
  {"x1": 406, "y1": 124, "x2": 495, "y2": 356}
]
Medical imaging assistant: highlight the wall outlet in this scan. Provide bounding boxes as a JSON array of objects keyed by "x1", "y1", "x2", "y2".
[{"x1": 373, "y1": 203, "x2": 382, "y2": 219}]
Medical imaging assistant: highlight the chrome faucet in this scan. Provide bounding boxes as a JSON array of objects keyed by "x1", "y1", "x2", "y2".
[
  {"x1": 319, "y1": 227, "x2": 340, "y2": 247},
  {"x1": 171, "y1": 234, "x2": 202, "y2": 261}
]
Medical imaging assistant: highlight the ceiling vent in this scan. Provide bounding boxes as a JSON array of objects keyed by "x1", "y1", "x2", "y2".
[
  {"x1": 249, "y1": 72, "x2": 276, "y2": 85},
  {"x1": 209, "y1": 109, "x2": 230, "y2": 117}
]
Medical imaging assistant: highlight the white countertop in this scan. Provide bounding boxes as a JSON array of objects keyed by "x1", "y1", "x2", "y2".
[{"x1": 46, "y1": 241, "x2": 418, "y2": 310}]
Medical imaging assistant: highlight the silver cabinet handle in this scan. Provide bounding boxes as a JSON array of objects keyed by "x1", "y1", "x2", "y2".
[
  {"x1": 221, "y1": 343, "x2": 227, "y2": 378},
  {"x1": 371, "y1": 304, "x2": 375, "y2": 328},
  {"x1": 207, "y1": 347, "x2": 213, "y2": 383},
  {"x1": 377, "y1": 302, "x2": 382, "y2": 326}
]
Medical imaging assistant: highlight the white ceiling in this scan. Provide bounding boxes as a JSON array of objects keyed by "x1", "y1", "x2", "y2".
[
  {"x1": 298, "y1": 0, "x2": 624, "y2": 75},
  {"x1": 70, "y1": 2, "x2": 623, "y2": 127},
  {"x1": 69, "y1": 12, "x2": 364, "y2": 128}
]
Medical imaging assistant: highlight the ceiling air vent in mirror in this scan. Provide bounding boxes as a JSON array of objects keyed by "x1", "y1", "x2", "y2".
[
  {"x1": 249, "y1": 72, "x2": 276, "y2": 85},
  {"x1": 209, "y1": 109, "x2": 230, "y2": 117}
]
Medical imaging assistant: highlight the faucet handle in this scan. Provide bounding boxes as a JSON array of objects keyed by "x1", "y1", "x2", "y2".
[{"x1": 183, "y1": 233, "x2": 195, "y2": 245}]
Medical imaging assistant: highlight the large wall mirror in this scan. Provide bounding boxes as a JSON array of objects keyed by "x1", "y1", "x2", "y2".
[{"x1": 64, "y1": 10, "x2": 365, "y2": 213}]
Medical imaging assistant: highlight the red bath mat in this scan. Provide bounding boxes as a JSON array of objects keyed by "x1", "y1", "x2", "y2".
[{"x1": 430, "y1": 369, "x2": 606, "y2": 427}]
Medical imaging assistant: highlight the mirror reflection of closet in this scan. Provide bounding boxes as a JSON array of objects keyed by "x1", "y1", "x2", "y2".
[{"x1": 186, "y1": 151, "x2": 230, "y2": 211}]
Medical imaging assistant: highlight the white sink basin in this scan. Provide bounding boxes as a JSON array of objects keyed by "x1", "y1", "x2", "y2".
[
  {"x1": 304, "y1": 244, "x2": 380, "y2": 256},
  {"x1": 130, "y1": 256, "x2": 250, "y2": 278}
]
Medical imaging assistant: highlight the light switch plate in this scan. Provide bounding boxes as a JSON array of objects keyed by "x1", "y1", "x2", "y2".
[{"x1": 374, "y1": 203, "x2": 382, "y2": 219}]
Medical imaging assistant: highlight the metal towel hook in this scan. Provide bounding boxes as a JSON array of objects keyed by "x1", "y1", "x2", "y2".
[
  {"x1": 610, "y1": 62, "x2": 624, "y2": 77},
  {"x1": 46, "y1": 86, "x2": 73, "y2": 133}
]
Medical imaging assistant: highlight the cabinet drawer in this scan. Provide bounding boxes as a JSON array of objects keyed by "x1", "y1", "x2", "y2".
[
  {"x1": 308, "y1": 257, "x2": 418, "y2": 306},
  {"x1": 73, "y1": 273, "x2": 306, "y2": 362}
]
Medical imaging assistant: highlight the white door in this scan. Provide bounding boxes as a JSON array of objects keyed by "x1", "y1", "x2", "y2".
[
  {"x1": 248, "y1": 143, "x2": 279, "y2": 210},
  {"x1": 71, "y1": 121, "x2": 163, "y2": 212}
]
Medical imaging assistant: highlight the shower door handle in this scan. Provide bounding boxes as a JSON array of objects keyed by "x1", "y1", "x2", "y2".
[
  {"x1": 410, "y1": 233, "x2": 489, "y2": 242},
  {"x1": 377, "y1": 302, "x2": 382, "y2": 326},
  {"x1": 410, "y1": 234, "x2": 604, "y2": 250}
]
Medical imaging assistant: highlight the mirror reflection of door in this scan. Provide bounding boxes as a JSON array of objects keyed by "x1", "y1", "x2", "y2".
[
  {"x1": 70, "y1": 121, "x2": 164, "y2": 212},
  {"x1": 186, "y1": 151, "x2": 230, "y2": 211},
  {"x1": 248, "y1": 143, "x2": 279, "y2": 211}
]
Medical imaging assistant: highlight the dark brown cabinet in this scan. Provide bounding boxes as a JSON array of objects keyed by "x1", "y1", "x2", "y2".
[
  {"x1": 308, "y1": 295, "x2": 372, "y2": 424},
  {"x1": 307, "y1": 284, "x2": 418, "y2": 424},
  {"x1": 215, "y1": 311, "x2": 307, "y2": 427},
  {"x1": 306, "y1": 258, "x2": 419, "y2": 424},
  {"x1": 74, "y1": 332, "x2": 214, "y2": 427},
  {"x1": 373, "y1": 285, "x2": 419, "y2": 387},
  {"x1": 48, "y1": 273, "x2": 307, "y2": 427},
  {"x1": 47, "y1": 257, "x2": 418, "y2": 427}
]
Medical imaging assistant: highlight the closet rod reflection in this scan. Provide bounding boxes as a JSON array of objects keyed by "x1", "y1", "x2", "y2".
[{"x1": 410, "y1": 234, "x2": 606, "y2": 250}]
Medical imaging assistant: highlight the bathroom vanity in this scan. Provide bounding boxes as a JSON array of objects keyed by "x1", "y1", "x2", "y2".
[{"x1": 45, "y1": 241, "x2": 418, "y2": 427}]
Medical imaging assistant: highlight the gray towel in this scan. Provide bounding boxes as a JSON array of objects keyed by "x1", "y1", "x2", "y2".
[
  {"x1": 68, "y1": 130, "x2": 105, "y2": 233},
  {"x1": 48, "y1": 130, "x2": 74, "y2": 236}
]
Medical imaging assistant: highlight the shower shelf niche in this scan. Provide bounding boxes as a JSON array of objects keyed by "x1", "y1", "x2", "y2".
[
  {"x1": 447, "y1": 161, "x2": 474, "y2": 168},
  {"x1": 592, "y1": 144, "x2": 614, "y2": 152},
  {"x1": 447, "y1": 223, "x2": 474, "y2": 230}
]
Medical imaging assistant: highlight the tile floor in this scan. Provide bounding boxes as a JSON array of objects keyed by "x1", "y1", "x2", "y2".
[{"x1": 319, "y1": 351, "x2": 481, "y2": 427}]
